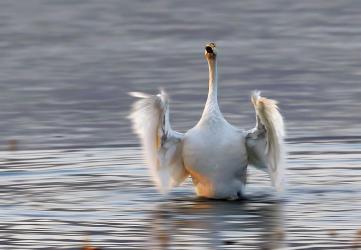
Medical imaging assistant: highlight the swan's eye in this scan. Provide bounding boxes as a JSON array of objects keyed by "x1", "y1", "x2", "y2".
[{"x1": 205, "y1": 46, "x2": 213, "y2": 53}]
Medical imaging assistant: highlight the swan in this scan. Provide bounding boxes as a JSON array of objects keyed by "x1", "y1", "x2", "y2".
[{"x1": 129, "y1": 42, "x2": 285, "y2": 199}]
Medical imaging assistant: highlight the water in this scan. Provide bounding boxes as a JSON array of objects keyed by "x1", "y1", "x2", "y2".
[
  {"x1": 1, "y1": 141, "x2": 361, "y2": 249},
  {"x1": 0, "y1": 0, "x2": 361, "y2": 249}
]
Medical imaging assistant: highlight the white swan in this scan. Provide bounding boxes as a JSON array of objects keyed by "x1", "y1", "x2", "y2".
[{"x1": 129, "y1": 42, "x2": 285, "y2": 199}]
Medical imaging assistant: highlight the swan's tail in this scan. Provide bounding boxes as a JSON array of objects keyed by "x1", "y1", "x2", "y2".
[{"x1": 248, "y1": 91, "x2": 285, "y2": 190}]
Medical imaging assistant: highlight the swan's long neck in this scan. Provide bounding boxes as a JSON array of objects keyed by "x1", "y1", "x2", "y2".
[{"x1": 201, "y1": 57, "x2": 221, "y2": 119}]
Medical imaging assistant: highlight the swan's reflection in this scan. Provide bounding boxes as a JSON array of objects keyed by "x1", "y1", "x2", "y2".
[{"x1": 148, "y1": 195, "x2": 286, "y2": 249}]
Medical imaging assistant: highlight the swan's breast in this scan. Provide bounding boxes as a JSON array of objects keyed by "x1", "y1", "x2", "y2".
[
  {"x1": 182, "y1": 123, "x2": 247, "y2": 176},
  {"x1": 182, "y1": 122, "x2": 248, "y2": 198}
]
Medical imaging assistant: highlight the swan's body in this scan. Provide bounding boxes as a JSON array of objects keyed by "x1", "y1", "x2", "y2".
[
  {"x1": 183, "y1": 120, "x2": 248, "y2": 199},
  {"x1": 129, "y1": 43, "x2": 285, "y2": 199}
]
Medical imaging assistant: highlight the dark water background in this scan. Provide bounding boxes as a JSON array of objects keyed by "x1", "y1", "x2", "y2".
[{"x1": 0, "y1": 0, "x2": 361, "y2": 249}]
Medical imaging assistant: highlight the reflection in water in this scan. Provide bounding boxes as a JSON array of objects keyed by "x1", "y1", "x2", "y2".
[
  {"x1": 149, "y1": 198, "x2": 285, "y2": 249},
  {"x1": 0, "y1": 142, "x2": 360, "y2": 249}
]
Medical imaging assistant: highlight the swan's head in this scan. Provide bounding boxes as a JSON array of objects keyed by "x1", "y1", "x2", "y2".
[{"x1": 204, "y1": 42, "x2": 217, "y2": 60}]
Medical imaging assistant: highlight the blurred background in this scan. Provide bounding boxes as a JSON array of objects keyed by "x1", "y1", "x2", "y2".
[
  {"x1": 1, "y1": 0, "x2": 361, "y2": 150},
  {"x1": 1, "y1": 0, "x2": 361, "y2": 249}
]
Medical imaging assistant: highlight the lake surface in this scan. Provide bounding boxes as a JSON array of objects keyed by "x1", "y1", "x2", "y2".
[{"x1": 0, "y1": 0, "x2": 361, "y2": 249}]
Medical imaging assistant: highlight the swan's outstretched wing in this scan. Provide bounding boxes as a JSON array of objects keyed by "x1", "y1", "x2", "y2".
[
  {"x1": 246, "y1": 91, "x2": 285, "y2": 190},
  {"x1": 129, "y1": 90, "x2": 189, "y2": 193}
]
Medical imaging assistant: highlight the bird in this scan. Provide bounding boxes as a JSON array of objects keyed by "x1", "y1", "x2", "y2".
[{"x1": 129, "y1": 42, "x2": 285, "y2": 200}]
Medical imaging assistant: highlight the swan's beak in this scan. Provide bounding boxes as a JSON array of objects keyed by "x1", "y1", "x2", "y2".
[
  {"x1": 204, "y1": 42, "x2": 217, "y2": 59},
  {"x1": 205, "y1": 46, "x2": 214, "y2": 54}
]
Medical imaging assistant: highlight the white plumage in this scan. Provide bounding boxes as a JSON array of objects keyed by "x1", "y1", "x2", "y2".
[
  {"x1": 128, "y1": 90, "x2": 188, "y2": 193},
  {"x1": 129, "y1": 43, "x2": 285, "y2": 199}
]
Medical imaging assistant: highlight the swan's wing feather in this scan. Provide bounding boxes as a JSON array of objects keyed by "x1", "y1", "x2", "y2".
[
  {"x1": 129, "y1": 90, "x2": 189, "y2": 193},
  {"x1": 246, "y1": 91, "x2": 286, "y2": 190}
]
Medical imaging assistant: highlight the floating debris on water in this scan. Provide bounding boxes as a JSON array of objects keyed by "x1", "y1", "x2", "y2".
[
  {"x1": 327, "y1": 229, "x2": 337, "y2": 237},
  {"x1": 7, "y1": 139, "x2": 18, "y2": 151},
  {"x1": 223, "y1": 240, "x2": 236, "y2": 245}
]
